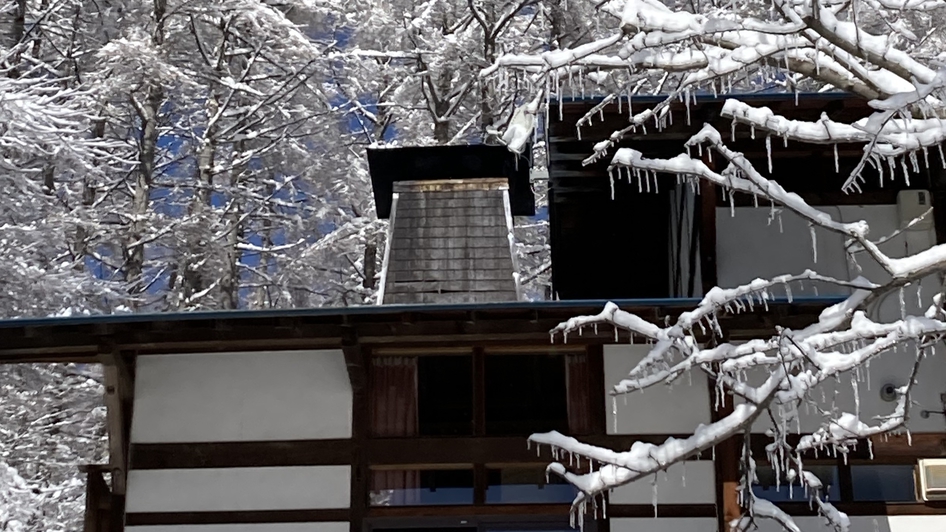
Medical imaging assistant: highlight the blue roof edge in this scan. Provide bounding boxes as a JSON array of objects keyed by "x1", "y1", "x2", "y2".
[
  {"x1": 0, "y1": 296, "x2": 845, "y2": 329},
  {"x1": 552, "y1": 91, "x2": 860, "y2": 105}
]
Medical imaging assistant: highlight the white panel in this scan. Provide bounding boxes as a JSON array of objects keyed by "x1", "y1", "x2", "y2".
[
  {"x1": 887, "y1": 515, "x2": 946, "y2": 532},
  {"x1": 609, "y1": 462, "x2": 715, "y2": 504},
  {"x1": 126, "y1": 524, "x2": 348, "y2": 532},
  {"x1": 125, "y1": 466, "x2": 351, "y2": 512},
  {"x1": 749, "y1": 515, "x2": 946, "y2": 532},
  {"x1": 719, "y1": 205, "x2": 946, "y2": 434},
  {"x1": 131, "y1": 350, "x2": 352, "y2": 443},
  {"x1": 717, "y1": 206, "x2": 850, "y2": 297},
  {"x1": 609, "y1": 518, "x2": 717, "y2": 532},
  {"x1": 604, "y1": 344, "x2": 711, "y2": 434}
]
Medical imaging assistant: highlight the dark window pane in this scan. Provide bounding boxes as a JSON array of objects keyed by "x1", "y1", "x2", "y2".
[
  {"x1": 418, "y1": 355, "x2": 473, "y2": 436},
  {"x1": 852, "y1": 465, "x2": 916, "y2": 502},
  {"x1": 753, "y1": 465, "x2": 840, "y2": 502},
  {"x1": 485, "y1": 354, "x2": 568, "y2": 436},
  {"x1": 370, "y1": 469, "x2": 474, "y2": 506},
  {"x1": 486, "y1": 468, "x2": 577, "y2": 504}
]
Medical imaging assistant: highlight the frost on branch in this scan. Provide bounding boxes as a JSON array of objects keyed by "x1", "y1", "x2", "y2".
[{"x1": 482, "y1": 1, "x2": 946, "y2": 529}]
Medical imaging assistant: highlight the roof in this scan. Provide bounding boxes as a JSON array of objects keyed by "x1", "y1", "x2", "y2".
[
  {"x1": 366, "y1": 144, "x2": 535, "y2": 218},
  {"x1": 379, "y1": 179, "x2": 520, "y2": 304},
  {"x1": 0, "y1": 297, "x2": 843, "y2": 363}
]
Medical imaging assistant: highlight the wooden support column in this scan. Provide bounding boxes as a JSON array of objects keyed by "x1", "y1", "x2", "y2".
[
  {"x1": 81, "y1": 465, "x2": 112, "y2": 532},
  {"x1": 473, "y1": 347, "x2": 487, "y2": 505},
  {"x1": 709, "y1": 338, "x2": 739, "y2": 532},
  {"x1": 343, "y1": 328, "x2": 368, "y2": 532},
  {"x1": 587, "y1": 344, "x2": 607, "y2": 435},
  {"x1": 101, "y1": 345, "x2": 133, "y2": 532},
  {"x1": 699, "y1": 174, "x2": 719, "y2": 292},
  {"x1": 930, "y1": 165, "x2": 946, "y2": 245}
]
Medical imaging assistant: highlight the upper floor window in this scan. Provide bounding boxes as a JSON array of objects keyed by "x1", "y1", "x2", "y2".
[{"x1": 369, "y1": 350, "x2": 593, "y2": 438}]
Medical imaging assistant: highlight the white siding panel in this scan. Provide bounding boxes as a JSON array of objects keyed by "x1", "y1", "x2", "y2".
[
  {"x1": 609, "y1": 518, "x2": 717, "y2": 532},
  {"x1": 887, "y1": 515, "x2": 946, "y2": 532},
  {"x1": 131, "y1": 350, "x2": 352, "y2": 443},
  {"x1": 126, "y1": 524, "x2": 348, "y2": 532},
  {"x1": 608, "y1": 462, "x2": 715, "y2": 505},
  {"x1": 752, "y1": 515, "x2": 946, "y2": 532},
  {"x1": 604, "y1": 345, "x2": 711, "y2": 434},
  {"x1": 125, "y1": 466, "x2": 350, "y2": 513},
  {"x1": 718, "y1": 206, "x2": 946, "y2": 434}
]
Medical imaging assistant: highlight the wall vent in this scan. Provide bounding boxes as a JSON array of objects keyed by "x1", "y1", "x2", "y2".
[{"x1": 916, "y1": 458, "x2": 946, "y2": 501}]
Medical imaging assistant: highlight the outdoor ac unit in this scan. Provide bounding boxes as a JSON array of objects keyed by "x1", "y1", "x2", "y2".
[{"x1": 916, "y1": 458, "x2": 946, "y2": 501}]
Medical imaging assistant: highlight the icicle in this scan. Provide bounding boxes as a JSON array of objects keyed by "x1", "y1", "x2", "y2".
[
  {"x1": 612, "y1": 396, "x2": 618, "y2": 433},
  {"x1": 810, "y1": 225, "x2": 817, "y2": 263},
  {"x1": 766, "y1": 135, "x2": 772, "y2": 173},
  {"x1": 900, "y1": 287, "x2": 906, "y2": 319},
  {"x1": 834, "y1": 144, "x2": 839, "y2": 173},
  {"x1": 652, "y1": 476, "x2": 658, "y2": 517},
  {"x1": 917, "y1": 282, "x2": 923, "y2": 307}
]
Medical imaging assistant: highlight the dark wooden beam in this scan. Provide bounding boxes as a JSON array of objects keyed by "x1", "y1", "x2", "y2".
[
  {"x1": 125, "y1": 509, "x2": 351, "y2": 526},
  {"x1": 343, "y1": 329, "x2": 369, "y2": 532},
  {"x1": 587, "y1": 345, "x2": 607, "y2": 435},
  {"x1": 606, "y1": 504, "x2": 717, "y2": 518},
  {"x1": 365, "y1": 435, "x2": 707, "y2": 466},
  {"x1": 130, "y1": 439, "x2": 353, "y2": 469},
  {"x1": 710, "y1": 335, "x2": 740, "y2": 532},
  {"x1": 931, "y1": 166, "x2": 946, "y2": 245},
  {"x1": 101, "y1": 348, "x2": 133, "y2": 498},
  {"x1": 700, "y1": 183, "x2": 718, "y2": 293},
  {"x1": 777, "y1": 501, "x2": 946, "y2": 516}
]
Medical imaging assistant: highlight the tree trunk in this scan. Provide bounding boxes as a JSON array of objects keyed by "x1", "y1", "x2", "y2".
[{"x1": 363, "y1": 242, "x2": 377, "y2": 290}]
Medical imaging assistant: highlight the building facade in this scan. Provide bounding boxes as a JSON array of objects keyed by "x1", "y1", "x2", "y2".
[{"x1": 1, "y1": 93, "x2": 945, "y2": 532}]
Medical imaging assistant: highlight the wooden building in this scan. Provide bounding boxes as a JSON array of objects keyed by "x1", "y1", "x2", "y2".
[{"x1": 1, "y1": 93, "x2": 945, "y2": 532}]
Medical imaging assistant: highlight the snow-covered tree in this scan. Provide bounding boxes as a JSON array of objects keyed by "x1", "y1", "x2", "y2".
[{"x1": 486, "y1": 0, "x2": 946, "y2": 530}]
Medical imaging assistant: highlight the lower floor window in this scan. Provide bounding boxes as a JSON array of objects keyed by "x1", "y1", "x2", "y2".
[
  {"x1": 485, "y1": 467, "x2": 578, "y2": 504},
  {"x1": 370, "y1": 468, "x2": 474, "y2": 506}
]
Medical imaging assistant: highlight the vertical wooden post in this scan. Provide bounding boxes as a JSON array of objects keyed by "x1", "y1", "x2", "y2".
[
  {"x1": 81, "y1": 466, "x2": 111, "y2": 532},
  {"x1": 699, "y1": 181, "x2": 719, "y2": 292},
  {"x1": 709, "y1": 332, "x2": 739, "y2": 532},
  {"x1": 101, "y1": 345, "x2": 133, "y2": 532},
  {"x1": 929, "y1": 166, "x2": 946, "y2": 245},
  {"x1": 587, "y1": 344, "x2": 607, "y2": 435},
  {"x1": 473, "y1": 347, "x2": 487, "y2": 504},
  {"x1": 343, "y1": 330, "x2": 368, "y2": 532}
]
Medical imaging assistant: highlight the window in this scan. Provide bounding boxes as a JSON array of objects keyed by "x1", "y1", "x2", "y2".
[
  {"x1": 418, "y1": 355, "x2": 473, "y2": 436},
  {"x1": 370, "y1": 468, "x2": 475, "y2": 506},
  {"x1": 851, "y1": 465, "x2": 916, "y2": 502},
  {"x1": 753, "y1": 465, "x2": 840, "y2": 502},
  {"x1": 486, "y1": 467, "x2": 578, "y2": 504},
  {"x1": 370, "y1": 355, "x2": 473, "y2": 437},
  {"x1": 485, "y1": 354, "x2": 569, "y2": 436}
]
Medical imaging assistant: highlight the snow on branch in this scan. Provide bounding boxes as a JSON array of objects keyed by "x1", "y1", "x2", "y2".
[{"x1": 475, "y1": 0, "x2": 946, "y2": 530}]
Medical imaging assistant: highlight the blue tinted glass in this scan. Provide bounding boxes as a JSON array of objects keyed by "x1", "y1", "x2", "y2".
[
  {"x1": 370, "y1": 469, "x2": 474, "y2": 506},
  {"x1": 752, "y1": 465, "x2": 840, "y2": 502},
  {"x1": 370, "y1": 487, "x2": 474, "y2": 506},
  {"x1": 851, "y1": 465, "x2": 915, "y2": 501},
  {"x1": 486, "y1": 468, "x2": 578, "y2": 504}
]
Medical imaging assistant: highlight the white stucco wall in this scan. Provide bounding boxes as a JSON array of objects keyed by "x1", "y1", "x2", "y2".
[
  {"x1": 610, "y1": 517, "x2": 717, "y2": 532},
  {"x1": 604, "y1": 344, "x2": 712, "y2": 434},
  {"x1": 126, "y1": 524, "x2": 349, "y2": 532},
  {"x1": 125, "y1": 466, "x2": 351, "y2": 512},
  {"x1": 131, "y1": 350, "x2": 352, "y2": 443},
  {"x1": 718, "y1": 205, "x2": 946, "y2": 434},
  {"x1": 751, "y1": 515, "x2": 946, "y2": 532},
  {"x1": 608, "y1": 461, "x2": 715, "y2": 505}
]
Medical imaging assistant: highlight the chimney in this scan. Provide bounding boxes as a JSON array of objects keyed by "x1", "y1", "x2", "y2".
[{"x1": 367, "y1": 145, "x2": 533, "y2": 304}]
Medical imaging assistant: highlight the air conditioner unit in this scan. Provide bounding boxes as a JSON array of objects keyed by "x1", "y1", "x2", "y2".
[{"x1": 916, "y1": 458, "x2": 946, "y2": 501}]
